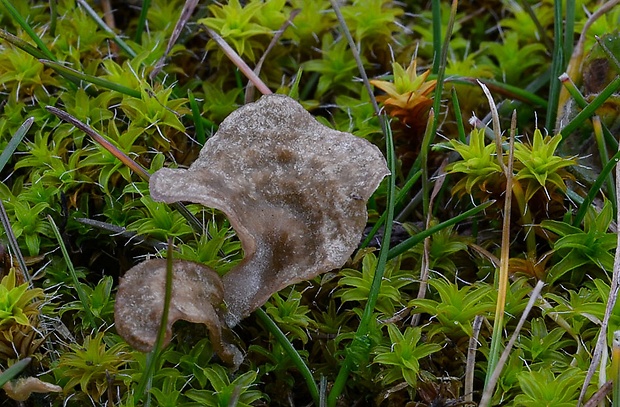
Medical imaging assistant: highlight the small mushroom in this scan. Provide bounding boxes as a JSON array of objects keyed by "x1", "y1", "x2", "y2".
[
  {"x1": 149, "y1": 94, "x2": 389, "y2": 325},
  {"x1": 3, "y1": 377, "x2": 62, "y2": 401},
  {"x1": 114, "y1": 259, "x2": 242, "y2": 366}
]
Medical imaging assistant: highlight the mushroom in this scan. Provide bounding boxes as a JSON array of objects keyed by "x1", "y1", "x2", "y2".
[
  {"x1": 150, "y1": 94, "x2": 389, "y2": 324},
  {"x1": 3, "y1": 377, "x2": 62, "y2": 401},
  {"x1": 114, "y1": 259, "x2": 242, "y2": 366},
  {"x1": 115, "y1": 94, "x2": 388, "y2": 363}
]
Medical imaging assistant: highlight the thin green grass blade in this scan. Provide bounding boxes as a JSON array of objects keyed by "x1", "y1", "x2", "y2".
[
  {"x1": 448, "y1": 77, "x2": 548, "y2": 108},
  {"x1": 573, "y1": 149, "x2": 620, "y2": 227},
  {"x1": 0, "y1": 30, "x2": 83, "y2": 92},
  {"x1": 421, "y1": 109, "x2": 435, "y2": 216},
  {"x1": 432, "y1": 0, "x2": 456, "y2": 117},
  {"x1": 41, "y1": 60, "x2": 142, "y2": 98},
  {"x1": 0, "y1": 357, "x2": 31, "y2": 387},
  {"x1": 134, "y1": 238, "x2": 174, "y2": 403},
  {"x1": 564, "y1": 0, "x2": 575, "y2": 62},
  {"x1": 559, "y1": 73, "x2": 619, "y2": 149},
  {"x1": 0, "y1": 117, "x2": 33, "y2": 173},
  {"x1": 359, "y1": 169, "x2": 422, "y2": 250},
  {"x1": 388, "y1": 200, "x2": 495, "y2": 260},
  {"x1": 327, "y1": 1, "x2": 392, "y2": 404},
  {"x1": 76, "y1": 0, "x2": 137, "y2": 58},
  {"x1": 560, "y1": 74, "x2": 620, "y2": 141},
  {"x1": 188, "y1": 89, "x2": 206, "y2": 145},
  {"x1": 431, "y1": 0, "x2": 441, "y2": 74},
  {"x1": 423, "y1": 0, "x2": 455, "y2": 219},
  {"x1": 518, "y1": 0, "x2": 553, "y2": 51},
  {"x1": 49, "y1": 0, "x2": 58, "y2": 37},
  {"x1": 134, "y1": 0, "x2": 151, "y2": 43},
  {"x1": 328, "y1": 115, "x2": 395, "y2": 407},
  {"x1": 0, "y1": 0, "x2": 56, "y2": 61},
  {"x1": 592, "y1": 117, "x2": 615, "y2": 215},
  {"x1": 613, "y1": 331, "x2": 620, "y2": 407},
  {"x1": 300, "y1": 72, "x2": 319, "y2": 100},
  {"x1": 47, "y1": 215, "x2": 97, "y2": 330},
  {"x1": 288, "y1": 67, "x2": 304, "y2": 100},
  {"x1": 0, "y1": 201, "x2": 30, "y2": 286},
  {"x1": 545, "y1": 0, "x2": 564, "y2": 131},
  {"x1": 357, "y1": 119, "x2": 395, "y2": 329},
  {"x1": 451, "y1": 87, "x2": 466, "y2": 143},
  {"x1": 255, "y1": 308, "x2": 320, "y2": 406},
  {"x1": 0, "y1": 28, "x2": 49, "y2": 60},
  {"x1": 528, "y1": 65, "x2": 553, "y2": 92}
]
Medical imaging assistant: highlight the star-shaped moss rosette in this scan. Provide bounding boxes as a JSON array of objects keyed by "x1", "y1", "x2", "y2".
[
  {"x1": 370, "y1": 60, "x2": 437, "y2": 126},
  {"x1": 115, "y1": 95, "x2": 389, "y2": 365}
]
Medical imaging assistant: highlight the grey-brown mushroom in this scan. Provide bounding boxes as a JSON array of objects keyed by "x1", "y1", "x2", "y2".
[
  {"x1": 114, "y1": 259, "x2": 242, "y2": 366},
  {"x1": 115, "y1": 94, "x2": 388, "y2": 363}
]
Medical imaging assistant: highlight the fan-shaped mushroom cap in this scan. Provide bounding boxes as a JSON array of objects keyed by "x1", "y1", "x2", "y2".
[
  {"x1": 150, "y1": 94, "x2": 389, "y2": 326},
  {"x1": 114, "y1": 259, "x2": 242, "y2": 366}
]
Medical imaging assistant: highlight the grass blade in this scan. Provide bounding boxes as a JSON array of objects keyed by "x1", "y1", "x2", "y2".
[
  {"x1": 484, "y1": 104, "x2": 516, "y2": 388},
  {"x1": 564, "y1": 0, "x2": 575, "y2": 63},
  {"x1": 577, "y1": 141, "x2": 620, "y2": 405},
  {"x1": 359, "y1": 169, "x2": 422, "y2": 249},
  {"x1": 559, "y1": 72, "x2": 617, "y2": 150},
  {"x1": 134, "y1": 238, "x2": 174, "y2": 403},
  {"x1": 47, "y1": 215, "x2": 97, "y2": 330},
  {"x1": 449, "y1": 77, "x2": 549, "y2": 108},
  {"x1": 0, "y1": 0, "x2": 56, "y2": 61},
  {"x1": 0, "y1": 117, "x2": 33, "y2": 173},
  {"x1": 134, "y1": 0, "x2": 151, "y2": 43},
  {"x1": 592, "y1": 116, "x2": 615, "y2": 214},
  {"x1": 328, "y1": 117, "x2": 395, "y2": 407},
  {"x1": 560, "y1": 74, "x2": 620, "y2": 141},
  {"x1": 431, "y1": 0, "x2": 441, "y2": 74},
  {"x1": 451, "y1": 87, "x2": 466, "y2": 142},
  {"x1": 0, "y1": 201, "x2": 30, "y2": 286},
  {"x1": 188, "y1": 89, "x2": 206, "y2": 145},
  {"x1": 573, "y1": 148, "x2": 620, "y2": 227},
  {"x1": 49, "y1": 0, "x2": 57, "y2": 36},
  {"x1": 545, "y1": 0, "x2": 564, "y2": 131},
  {"x1": 388, "y1": 200, "x2": 494, "y2": 260},
  {"x1": 518, "y1": 0, "x2": 553, "y2": 51},
  {"x1": 479, "y1": 280, "x2": 545, "y2": 407},
  {"x1": 255, "y1": 308, "x2": 320, "y2": 405},
  {"x1": 0, "y1": 358, "x2": 31, "y2": 388},
  {"x1": 41, "y1": 60, "x2": 142, "y2": 98},
  {"x1": 423, "y1": 0, "x2": 456, "y2": 214},
  {"x1": 76, "y1": 0, "x2": 137, "y2": 59},
  {"x1": 613, "y1": 331, "x2": 620, "y2": 407},
  {"x1": 0, "y1": 28, "x2": 49, "y2": 60},
  {"x1": 327, "y1": 2, "x2": 393, "y2": 404}
]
